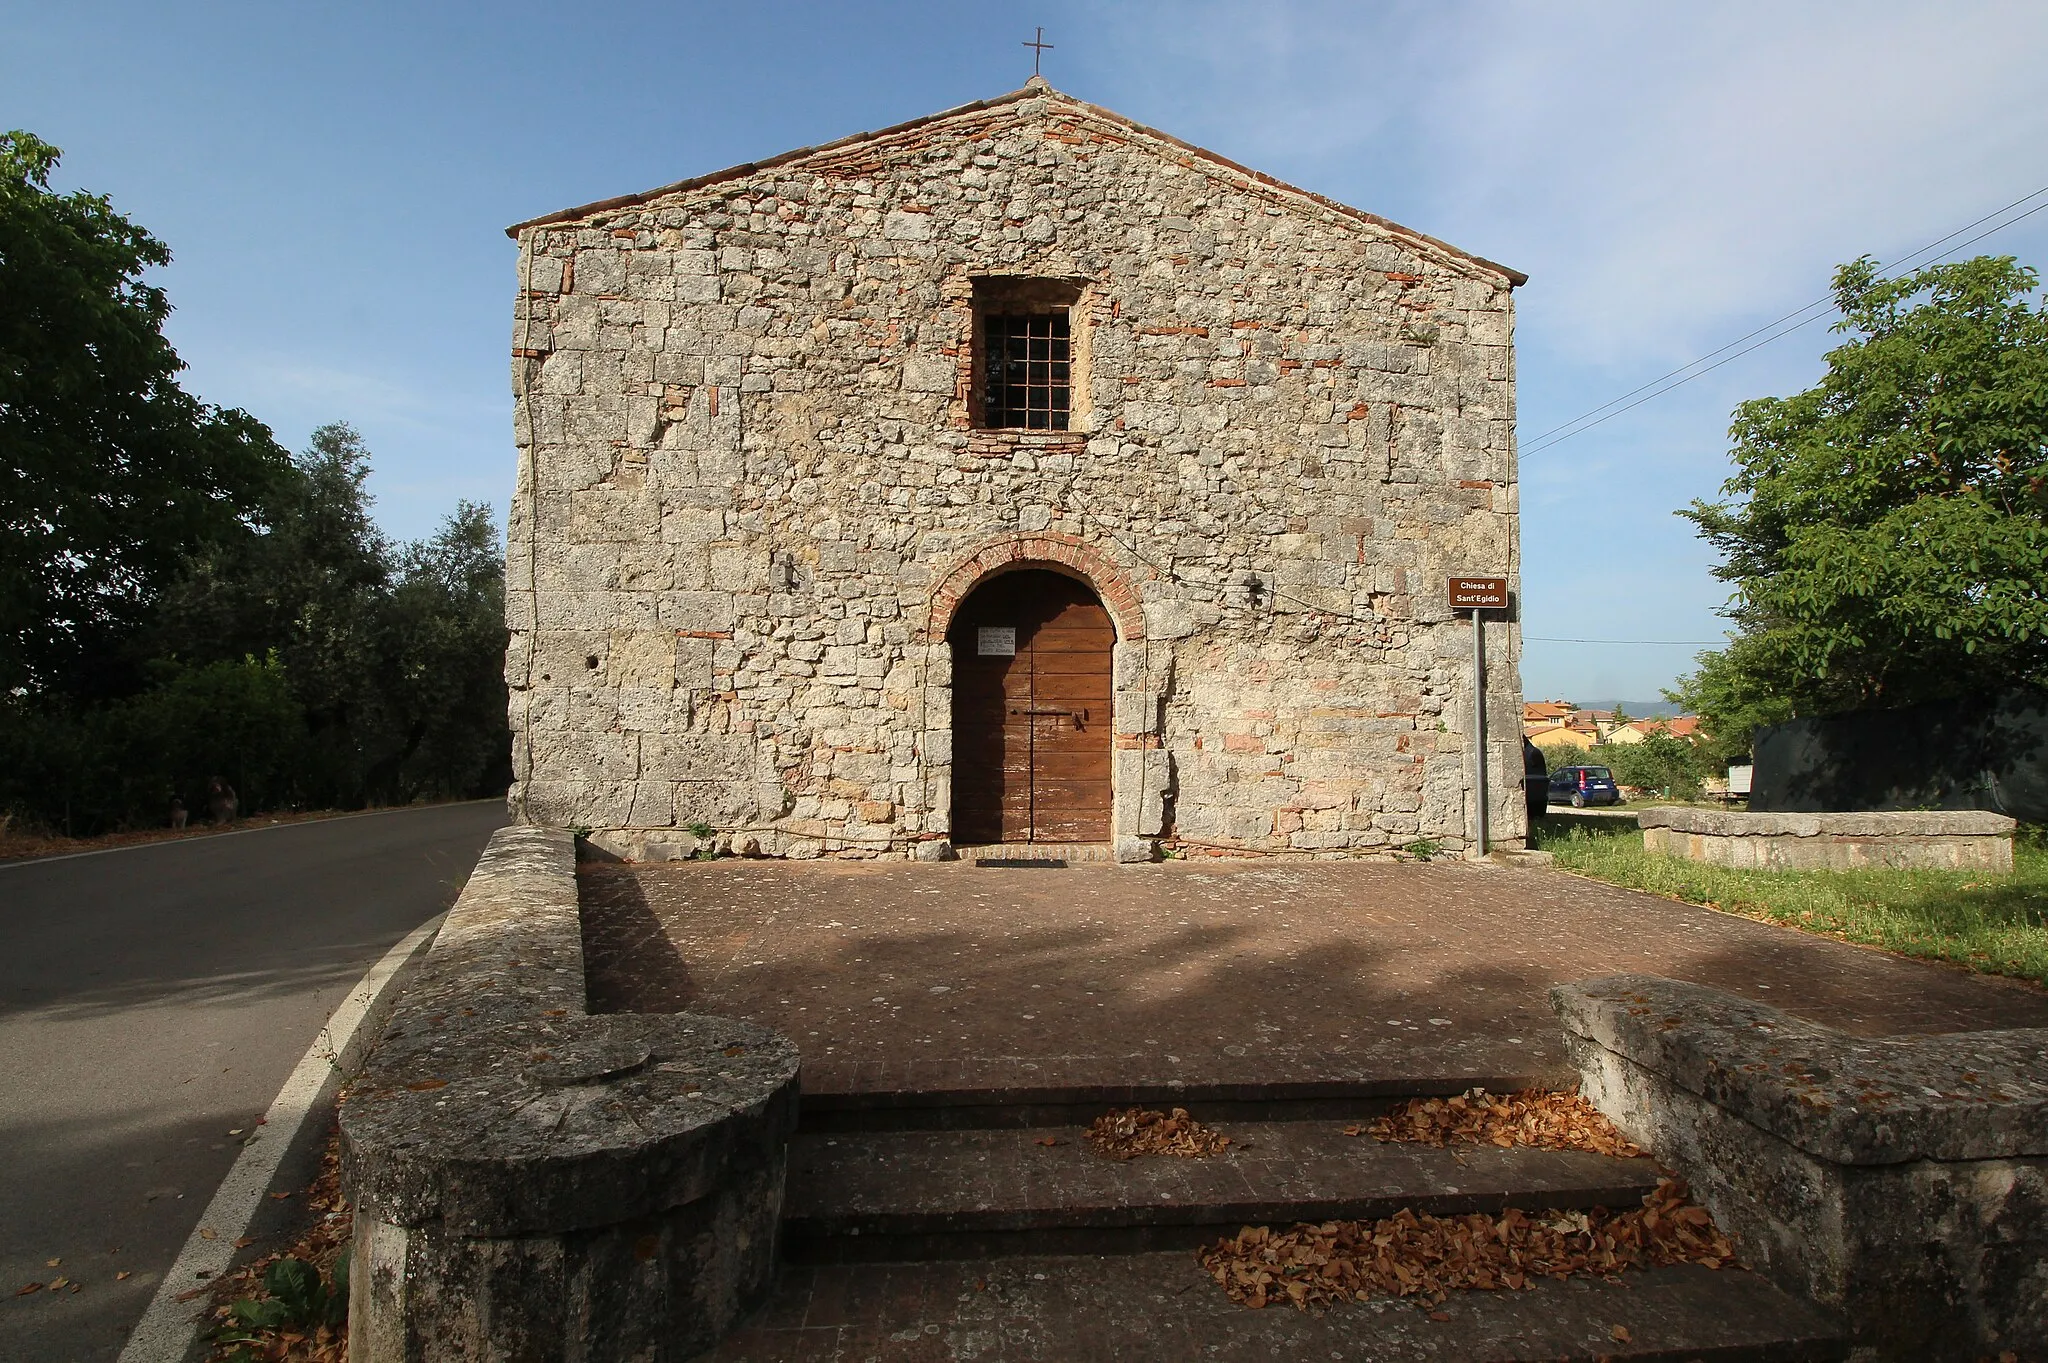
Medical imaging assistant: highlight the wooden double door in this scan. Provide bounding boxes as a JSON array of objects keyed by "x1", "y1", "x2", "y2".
[{"x1": 949, "y1": 570, "x2": 1114, "y2": 844}]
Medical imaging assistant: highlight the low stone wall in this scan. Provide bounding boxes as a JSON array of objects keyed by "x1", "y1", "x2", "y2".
[
  {"x1": 340, "y1": 826, "x2": 800, "y2": 1362},
  {"x1": 1638, "y1": 806, "x2": 2014, "y2": 872},
  {"x1": 1553, "y1": 975, "x2": 2048, "y2": 1361}
]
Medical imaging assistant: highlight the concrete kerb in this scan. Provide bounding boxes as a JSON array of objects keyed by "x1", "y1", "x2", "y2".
[
  {"x1": 116, "y1": 911, "x2": 447, "y2": 1363},
  {"x1": 1552, "y1": 974, "x2": 2048, "y2": 1361},
  {"x1": 339, "y1": 826, "x2": 800, "y2": 1362}
]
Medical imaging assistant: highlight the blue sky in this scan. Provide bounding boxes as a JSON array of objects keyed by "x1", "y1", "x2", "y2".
[{"x1": 7, "y1": 1, "x2": 2047, "y2": 701}]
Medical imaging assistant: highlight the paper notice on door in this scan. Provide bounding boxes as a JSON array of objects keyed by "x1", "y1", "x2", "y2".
[{"x1": 976, "y1": 627, "x2": 1017, "y2": 657}]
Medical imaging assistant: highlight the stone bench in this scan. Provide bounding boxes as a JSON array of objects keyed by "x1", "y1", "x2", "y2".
[
  {"x1": 340, "y1": 826, "x2": 800, "y2": 1362},
  {"x1": 1638, "y1": 806, "x2": 2015, "y2": 872},
  {"x1": 1553, "y1": 975, "x2": 2048, "y2": 1361}
]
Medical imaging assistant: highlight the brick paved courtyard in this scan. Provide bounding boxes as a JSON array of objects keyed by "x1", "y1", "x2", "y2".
[{"x1": 581, "y1": 857, "x2": 2048, "y2": 1099}]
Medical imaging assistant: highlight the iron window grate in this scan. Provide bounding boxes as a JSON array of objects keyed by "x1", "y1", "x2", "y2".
[{"x1": 982, "y1": 313, "x2": 1071, "y2": 430}]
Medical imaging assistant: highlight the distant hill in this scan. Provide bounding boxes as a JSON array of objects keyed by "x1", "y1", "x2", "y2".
[{"x1": 1568, "y1": 699, "x2": 1685, "y2": 720}]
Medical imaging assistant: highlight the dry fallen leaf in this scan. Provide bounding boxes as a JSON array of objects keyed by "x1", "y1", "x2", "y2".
[
  {"x1": 15, "y1": 1283, "x2": 41, "y2": 1297},
  {"x1": 44, "y1": 1258, "x2": 58, "y2": 1268},
  {"x1": 1086, "y1": 1107, "x2": 1231, "y2": 1160},
  {"x1": 1611, "y1": 1324, "x2": 1632, "y2": 1342},
  {"x1": 1368, "y1": 1087, "x2": 1642, "y2": 1158},
  {"x1": 197, "y1": 1228, "x2": 218, "y2": 1241},
  {"x1": 46, "y1": 1276, "x2": 68, "y2": 1290},
  {"x1": 233, "y1": 1236, "x2": 255, "y2": 1249},
  {"x1": 1197, "y1": 1178, "x2": 1736, "y2": 1313},
  {"x1": 114, "y1": 1271, "x2": 131, "y2": 1281},
  {"x1": 1034, "y1": 1136, "x2": 1061, "y2": 1147}
]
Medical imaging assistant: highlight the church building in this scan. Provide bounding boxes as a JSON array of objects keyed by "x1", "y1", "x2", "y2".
[{"x1": 502, "y1": 79, "x2": 1527, "y2": 861}]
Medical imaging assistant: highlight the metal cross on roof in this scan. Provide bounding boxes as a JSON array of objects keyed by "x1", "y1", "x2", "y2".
[{"x1": 1023, "y1": 26, "x2": 1053, "y2": 77}]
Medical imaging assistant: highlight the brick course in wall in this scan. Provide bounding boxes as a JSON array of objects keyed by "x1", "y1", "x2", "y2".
[{"x1": 503, "y1": 80, "x2": 1526, "y2": 861}]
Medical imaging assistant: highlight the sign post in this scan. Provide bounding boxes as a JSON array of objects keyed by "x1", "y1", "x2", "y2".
[{"x1": 1447, "y1": 576, "x2": 1509, "y2": 855}]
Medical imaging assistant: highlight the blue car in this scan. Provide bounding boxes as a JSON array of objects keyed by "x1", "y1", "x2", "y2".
[{"x1": 1549, "y1": 765, "x2": 1621, "y2": 808}]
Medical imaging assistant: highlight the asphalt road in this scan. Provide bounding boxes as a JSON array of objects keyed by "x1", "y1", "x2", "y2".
[{"x1": 0, "y1": 800, "x2": 508, "y2": 1363}]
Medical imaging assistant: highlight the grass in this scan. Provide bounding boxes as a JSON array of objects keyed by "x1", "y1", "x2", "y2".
[{"x1": 1530, "y1": 818, "x2": 2048, "y2": 988}]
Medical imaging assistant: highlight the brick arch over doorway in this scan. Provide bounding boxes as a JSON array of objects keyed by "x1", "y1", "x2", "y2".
[{"x1": 925, "y1": 533, "x2": 1149, "y2": 643}]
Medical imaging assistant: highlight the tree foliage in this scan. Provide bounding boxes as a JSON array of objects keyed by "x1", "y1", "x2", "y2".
[
  {"x1": 0, "y1": 131, "x2": 289, "y2": 694},
  {"x1": 1677, "y1": 254, "x2": 2048, "y2": 753}
]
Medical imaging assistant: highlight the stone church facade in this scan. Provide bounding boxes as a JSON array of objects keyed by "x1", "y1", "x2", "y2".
[{"x1": 503, "y1": 79, "x2": 1527, "y2": 861}]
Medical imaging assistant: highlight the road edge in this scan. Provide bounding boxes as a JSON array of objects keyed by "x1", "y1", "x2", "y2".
[
  {"x1": 0, "y1": 798, "x2": 506, "y2": 870},
  {"x1": 114, "y1": 910, "x2": 448, "y2": 1363}
]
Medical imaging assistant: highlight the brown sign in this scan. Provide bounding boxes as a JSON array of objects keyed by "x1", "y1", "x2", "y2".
[{"x1": 1448, "y1": 576, "x2": 1509, "y2": 610}]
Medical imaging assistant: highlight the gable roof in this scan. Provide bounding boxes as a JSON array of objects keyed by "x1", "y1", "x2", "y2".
[{"x1": 504, "y1": 78, "x2": 1527, "y2": 287}]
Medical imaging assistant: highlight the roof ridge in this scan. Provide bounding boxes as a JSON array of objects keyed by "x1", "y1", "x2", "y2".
[{"x1": 505, "y1": 84, "x2": 1525, "y2": 286}]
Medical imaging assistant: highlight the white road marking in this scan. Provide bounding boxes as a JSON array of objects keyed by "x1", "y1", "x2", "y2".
[{"x1": 115, "y1": 911, "x2": 446, "y2": 1363}]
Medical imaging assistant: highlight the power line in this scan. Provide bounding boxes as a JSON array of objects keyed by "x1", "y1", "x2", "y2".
[
  {"x1": 1522, "y1": 182, "x2": 2048, "y2": 457},
  {"x1": 1524, "y1": 636, "x2": 1722, "y2": 646}
]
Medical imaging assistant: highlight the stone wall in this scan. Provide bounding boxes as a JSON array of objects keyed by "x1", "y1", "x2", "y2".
[
  {"x1": 504, "y1": 81, "x2": 1525, "y2": 859},
  {"x1": 1554, "y1": 975, "x2": 2048, "y2": 1361},
  {"x1": 340, "y1": 828, "x2": 800, "y2": 1360},
  {"x1": 1639, "y1": 807, "x2": 2015, "y2": 872}
]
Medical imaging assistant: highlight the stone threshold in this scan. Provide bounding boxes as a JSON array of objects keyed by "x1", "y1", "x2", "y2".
[{"x1": 955, "y1": 841, "x2": 1116, "y2": 865}]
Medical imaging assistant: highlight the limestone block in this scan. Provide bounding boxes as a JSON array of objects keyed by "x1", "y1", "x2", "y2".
[
  {"x1": 617, "y1": 685, "x2": 691, "y2": 731},
  {"x1": 641, "y1": 733, "x2": 759, "y2": 783},
  {"x1": 569, "y1": 487, "x2": 658, "y2": 544},
  {"x1": 675, "y1": 636, "x2": 717, "y2": 690},
  {"x1": 902, "y1": 354, "x2": 955, "y2": 394},
  {"x1": 663, "y1": 505, "x2": 727, "y2": 547},
  {"x1": 1114, "y1": 836, "x2": 1156, "y2": 864},
  {"x1": 1112, "y1": 691, "x2": 1157, "y2": 734},
  {"x1": 529, "y1": 631, "x2": 611, "y2": 688},
  {"x1": 1116, "y1": 746, "x2": 1172, "y2": 838},
  {"x1": 659, "y1": 591, "x2": 737, "y2": 635},
  {"x1": 629, "y1": 780, "x2": 678, "y2": 826},
  {"x1": 671, "y1": 781, "x2": 761, "y2": 825},
  {"x1": 605, "y1": 630, "x2": 676, "y2": 690}
]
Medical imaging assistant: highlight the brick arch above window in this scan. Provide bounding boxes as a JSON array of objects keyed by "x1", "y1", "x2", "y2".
[{"x1": 925, "y1": 533, "x2": 1150, "y2": 643}]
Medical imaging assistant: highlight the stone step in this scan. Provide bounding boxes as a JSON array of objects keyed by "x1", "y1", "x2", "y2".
[
  {"x1": 954, "y1": 841, "x2": 1117, "y2": 864},
  {"x1": 783, "y1": 1121, "x2": 1663, "y2": 1262},
  {"x1": 799, "y1": 1069, "x2": 1562, "y2": 1131},
  {"x1": 694, "y1": 1254, "x2": 1848, "y2": 1362}
]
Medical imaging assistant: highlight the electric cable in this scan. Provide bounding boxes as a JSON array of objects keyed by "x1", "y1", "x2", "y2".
[{"x1": 1522, "y1": 184, "x2": 2048, "y2": 457}]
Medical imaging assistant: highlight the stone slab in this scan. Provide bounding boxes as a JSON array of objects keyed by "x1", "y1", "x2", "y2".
[
  {"x1": 1551, "y1": 975, "x2": 2048, "y2": 1165},
  {"x1": 1638, "y1": 807, "x2": 2015, "y2": 872},
  {"x1": 785, "y1": 1122, "x2": 1658, "y2": 1256},
  {"x1": 1637, "y1": 808, "x2": 2017, "y2": 838}
]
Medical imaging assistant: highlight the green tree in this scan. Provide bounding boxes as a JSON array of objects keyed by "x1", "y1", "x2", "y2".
[
  {"x1": 371, "y1": 500, "x2": 511, "y2": 802},
  {"x1": 0, "y1": 131, "x2": 288, "y2": 695},
  {"x1": 1603, "y1": 732, "x2": 1705, "y2": 800},
  {"x1": 1677, "y1": 254, "x2": 2048, "y2": 753}
]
